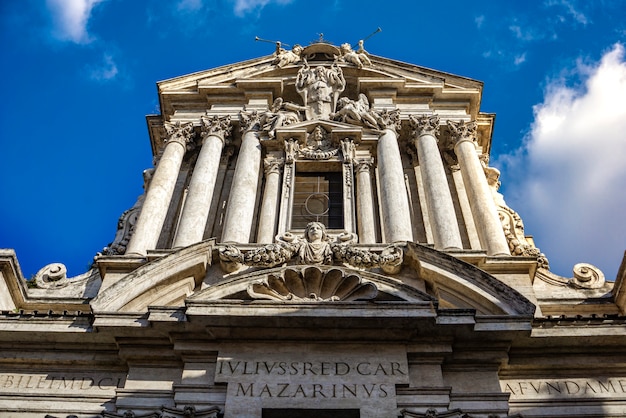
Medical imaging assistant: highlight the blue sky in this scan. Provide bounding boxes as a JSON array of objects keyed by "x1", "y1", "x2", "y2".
[{"x1": 1, "y1": 0, "x2": 625, "y2": 281}]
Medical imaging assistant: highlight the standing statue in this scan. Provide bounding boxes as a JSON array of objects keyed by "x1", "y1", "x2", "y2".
[
  {"x1": 259, "y1": 97, "x2": 307, "y2": 138},
  {"x1": 296, "y1": 61, "x2": 346, "y2": 120}
]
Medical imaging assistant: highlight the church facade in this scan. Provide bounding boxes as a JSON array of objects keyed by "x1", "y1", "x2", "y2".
[{"x1": 1, "y1": 40, "x2": 625, "y2": 418}]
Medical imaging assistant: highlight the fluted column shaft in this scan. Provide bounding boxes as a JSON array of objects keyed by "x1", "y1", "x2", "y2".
[
  {"x1": 410, "y1": 115, "x2": 463, "y2": 250},
  {"x1": 257, "y1": 156, "x2": 284, "y2": 243},
  {"x1": 221, "y1": 113, "x2": 262, "y2": 243},
  {"x1": 173, "y1": 116, "x2": 232, "y2": 248},
  {"x1": 355, "y1": 159, "x2": 376, "y2": 244},
  {"x1": 449, "y1": 120, "x2": 509, "y2": 256},
  {"x1": 377, "y1": 127, "x2": 413, "y2": 242},
  {"x1": 126, "y1": 122, "x2": 194, "y2": 256}
]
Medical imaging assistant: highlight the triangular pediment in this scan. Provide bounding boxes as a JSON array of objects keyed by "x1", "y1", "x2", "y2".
[{"x1": 146, "y1": 43, "x2": 492, "y2": 157}]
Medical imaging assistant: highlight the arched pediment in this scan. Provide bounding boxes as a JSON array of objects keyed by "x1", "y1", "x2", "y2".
[
  {"x1": 90, "y1": 241, "x2": 214, "y2": 313},
  {"x1": 189, "y1": 265, "x2": 435, "y2": 304},
  {"x1": 405, "y1": 243, "x2": 536, "y2": 316}
]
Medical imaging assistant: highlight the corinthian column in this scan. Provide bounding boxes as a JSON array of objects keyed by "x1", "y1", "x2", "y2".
[
  {"x1": 409, "y1": 115, "x2": 462, "y2": 250},
  {"x1": 375, "y1": 109, "x2": 413, "y2": 242},
  {"x1": 448, "y1": 120, "x2": 509, "y2": 256},
  {"x1": 221, "y1": 111, "x2": 262, "y2": 243},
  {"x1": 173, "y1": 115, "x2": 232, "y2": 248},
  {"x1": 126, "y1": 121, "x2": 195, "y2": 256},
  {"x1": 355, "y1": 159, "x2": 376, "y2": 244},
  {"x1": 257, "y1": 156, "x2": 284, "y2": 243}
]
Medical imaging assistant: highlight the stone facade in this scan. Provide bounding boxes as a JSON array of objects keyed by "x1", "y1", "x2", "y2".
[{"x1": 1, "y1": 40, "x2": 625, "y2": 418}]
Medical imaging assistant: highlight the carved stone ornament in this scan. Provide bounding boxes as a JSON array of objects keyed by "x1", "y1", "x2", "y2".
[
  {"x1": 409, "y1": 114, "x2": 440, "y2": 138},
  {"x1": 486, "y1": 166, "x2": 550, "y2": 269},
  {"x1": 447, "y1": 119, "x2": 478, "y2": 146},
  {"x1": 337, "y1": 42, "x2": 372, "y2": 68},
  {"x1": 572, "y1": 263, "x2": 605, "y2": 289},
  {"x1": 272, "y1": 42, "x2": 303, "y2": 68},
  {"x1": 259, "y1": 97, "x2": 307, "y2": 138},
  {"x1": 34, "y1": 263, "x2": 70, "y2": 289},
  {"x1": 239, "y1": 109, "x2": 262, "y2": 133},
  {"x1": 296, "y1": 61, "x2": 346, "y2": 120},
  {"x1": 247, "y1": 266, "x2": 378, "y2": 301},
  {"x1": 58, "y1": 405, "x2": 222, "y2": 418},
  {"x1": 401, "y1": 408, "x2": 522, "y2": 418},
  {"x1": 298, "y1": 125, "x2": 339, "y2": 159},
  {"x1": 200, "y1": 114, "x2": 232, "y2": 142},
  {"x1": 99, "y1": 194, "x2": 144, "y2": 256},
  {"x1": 331, "y1": 93, "x2": 381, "y2": 129},
  {"x1": 340, "y1": 137, "x2": 356, "y2": 163},
  {"x1": 163, "y1": 120, "x2": 195, "y2": 149},
  {"x1": 219, "y1": 222, "x2": 403, "y2": 273},
  {"x1": 263, "y1": 156, "x2": 284, "y2": 175},
  {"x1": 373, "y1": 108, "x2": 402, "y2": 132},
  {"x1": 284, "y1": 137, "x2": 299, "y2": 163}
]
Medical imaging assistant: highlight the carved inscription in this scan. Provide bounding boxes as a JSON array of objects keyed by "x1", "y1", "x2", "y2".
[
  {"x1": 217, "y1": 346, "x2": 408, "y2": 415},
  {"x1": 0, "y1": 373, "x2": 124, "y2": 394},
  {"x1": 217, "y1": 360, "x2": 405, "y2": 399},
  {"x1": 502, "y1": 378, "x2": 626, "y2": 399}
]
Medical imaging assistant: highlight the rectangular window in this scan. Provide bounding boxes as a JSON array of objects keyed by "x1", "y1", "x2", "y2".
[
  {"x1": 291, "y1": 172, "x2": 343, "y2": 229},
  {"x1": 263, "y1": 409, "x2": 360, "y2": 418}
]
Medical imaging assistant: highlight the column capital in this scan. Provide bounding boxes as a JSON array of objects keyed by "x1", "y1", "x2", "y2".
[
  {"x1": 263, "y1": 156, "x2": 284, "y2": 175},
  {"x1": 200, "y1": 115, "x2": 232, "y2": 144},
  {"x1": 409, "y1": 114, "x2": 440, "y2": 139},
  {"x1": 447, "y1": 120, "x2": 478, "y2": 147},
  {"x1": 374, "y1": 108, "x2": 401, "y2": 133},
  {"x1": 355, "y1": 158, "x2": 374, "y2": 174},
  {"x1": 239, "y1": 110, "x2": 262, "y2": 133},
  {"x1": 163, "y1": 121, "x2": 195, "y2": 148}
]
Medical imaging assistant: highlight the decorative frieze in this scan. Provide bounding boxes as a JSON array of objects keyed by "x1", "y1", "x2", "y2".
[{"x1": 219, "y1": 222, "x2": 402, "y2": 273}]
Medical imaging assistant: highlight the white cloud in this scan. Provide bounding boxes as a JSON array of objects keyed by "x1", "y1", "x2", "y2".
[
  {"x1": 232, "y1": 0, "x2": 292, "y2": 17},
  {"x1": 545, "y1": 0, "x2": 589, "y2": 26},
  {"x1": 497, "y1": 43, "x2": 626, "y2": 280},
  {"x1": 475, "y1": 15, "x2": 485, "y2": 29},
  {"x1": 46, "y1": 0, "x2": 104, "y2": 44},
  {"x1": 177, "y1": 0, "x2": 204, "y2": 12},
  {"x1": 89, "y1": 54, "x2": 118, "y2": 81},
  {"x1": 514, "y1": 52, "x2": 527, "y2": 66}
]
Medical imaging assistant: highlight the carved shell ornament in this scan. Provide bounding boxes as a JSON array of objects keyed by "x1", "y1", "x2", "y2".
[{"x1": 247, "y1": 266, "x2": 378, "y2": 302}]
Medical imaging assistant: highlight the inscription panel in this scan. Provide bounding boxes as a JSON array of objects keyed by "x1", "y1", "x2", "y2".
[
  {"x1": 501, "y1": 378, "x2": 626, "y2": 400},
  {"x1": 0, "y1": 373, "x2": 125, "y2": 396},
  {"x1": 215, "y1": 343, "x2": 409, "y2": 418}
]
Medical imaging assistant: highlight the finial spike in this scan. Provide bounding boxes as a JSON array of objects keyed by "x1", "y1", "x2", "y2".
[{"x1": 353, "y1": 27, "x2": 382, "y2": 50}]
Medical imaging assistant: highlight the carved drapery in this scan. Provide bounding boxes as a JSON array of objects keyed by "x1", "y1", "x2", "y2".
[{"x1": 296, "y1": 62, "x2": 346, "y2": 120}]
